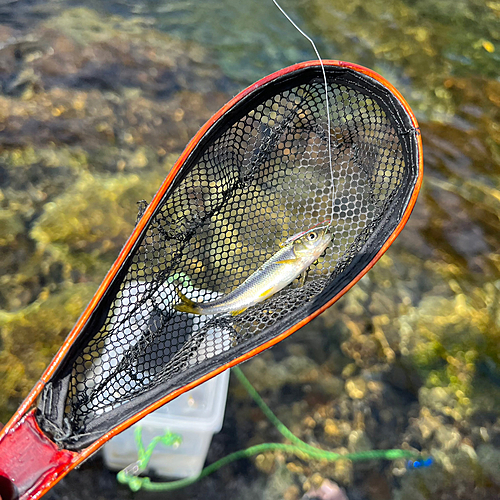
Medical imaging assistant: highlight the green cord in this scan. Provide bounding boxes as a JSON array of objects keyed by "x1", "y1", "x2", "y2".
[
  {"x1": 117, "y1": 366, "x2": 422, "y2": 492},
  {"x1": 232, "y1": 367, "x2": 417, "y2": 462}
]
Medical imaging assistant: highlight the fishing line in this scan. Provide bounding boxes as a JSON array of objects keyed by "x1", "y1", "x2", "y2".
[{"x1": 271, "y1": 0, "x2": 335, "y2": 223}]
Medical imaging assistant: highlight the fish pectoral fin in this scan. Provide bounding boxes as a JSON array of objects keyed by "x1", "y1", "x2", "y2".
[
  {"x1": 173, "y1": 286, "x2": 201, "y2": 315},
  {"x1": 275, "y1": 258, "x2": 298, "y2": 265},
  {"x1": 231, "y1": 307, "x2": 248, "y2": 316},
  {"x1": 299, "y1": 270, "x2": 308, "y2": 287}
]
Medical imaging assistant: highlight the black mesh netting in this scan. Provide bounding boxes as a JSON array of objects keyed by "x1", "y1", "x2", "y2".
[{"x1": 36, "y1": 65, "x2": 420, "y2": 450}]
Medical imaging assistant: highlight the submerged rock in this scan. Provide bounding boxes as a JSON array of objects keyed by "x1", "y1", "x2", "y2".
[{"x1": 302, "y1": 479, "x2": 348, "y2": 500}]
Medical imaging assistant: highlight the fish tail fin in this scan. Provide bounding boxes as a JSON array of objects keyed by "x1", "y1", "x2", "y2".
[{"x1": 173, "y1": 286, "x2": 201, "y2": 314}]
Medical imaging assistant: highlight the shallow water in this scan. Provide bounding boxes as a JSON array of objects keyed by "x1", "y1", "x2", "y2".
[{"x1": 0, "y1": 0, "x2": 499, "y2": 499}]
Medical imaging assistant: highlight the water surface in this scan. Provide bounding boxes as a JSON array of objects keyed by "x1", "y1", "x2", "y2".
[{"x1": 0, "y1": 1, "x2": 499, "y2": 499}]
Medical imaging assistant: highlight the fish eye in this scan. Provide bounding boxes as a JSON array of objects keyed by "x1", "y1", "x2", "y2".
[{"x1": 307, "y1": 232, "x2": 317, "y2": 241}]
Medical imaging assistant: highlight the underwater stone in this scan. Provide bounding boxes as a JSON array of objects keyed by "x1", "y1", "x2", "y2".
[
  {"x1": 347, "y1": 430, "x2": 372, "y2": 453},
  {"x1": 477, "y1": 444, "x2": 500, "y2": 486}
]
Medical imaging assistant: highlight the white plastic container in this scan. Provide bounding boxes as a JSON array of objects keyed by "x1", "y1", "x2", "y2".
[{"x1": 102, "y1": 369, "x2": 230, "y2": 478}]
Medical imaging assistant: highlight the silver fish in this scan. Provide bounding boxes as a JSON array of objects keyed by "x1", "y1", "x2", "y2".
[{"x1": 174, "y1": 223, "x2": 332, "y2": 316}]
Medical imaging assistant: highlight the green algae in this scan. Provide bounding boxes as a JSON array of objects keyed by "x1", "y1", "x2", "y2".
[
  {"x1": 400, "y1": 278, "x2": 500, "y2": 419},
  {"x1": 30, "y1": 171, "x2": 160, "y2": 272},
  {"x1": 306, "y1": 0, "x2": 500, "y2": 121},
  {"x1": 0, "y1": 210, "x2": 24, "y2": 246},
  {"x1": 0, "y1": 284, "x2": 96, "y2": 422}
]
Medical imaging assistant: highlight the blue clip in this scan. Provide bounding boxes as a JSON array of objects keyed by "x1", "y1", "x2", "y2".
[{"x1": 407, "y1": 457, "x2": 434, "y2": 469}]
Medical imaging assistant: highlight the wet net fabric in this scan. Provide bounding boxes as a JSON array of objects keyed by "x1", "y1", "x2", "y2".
[{"x1": 37, "y1": 66, "x2": 420, "y2": 449}]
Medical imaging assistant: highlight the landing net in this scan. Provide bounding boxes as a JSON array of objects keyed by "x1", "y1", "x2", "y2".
[{"x1": 36, "y1": 64, "x2": 420, "y2": 450}]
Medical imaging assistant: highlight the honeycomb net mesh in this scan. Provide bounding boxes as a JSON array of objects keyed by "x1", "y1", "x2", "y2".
[{"x1": 37, "y1": 67, "x2": 419, "y2": 448}]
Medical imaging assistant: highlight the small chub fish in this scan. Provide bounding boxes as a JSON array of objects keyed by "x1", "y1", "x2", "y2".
[{"x1": 174, "y1": 223, "x2": 332, "y2": 316}]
